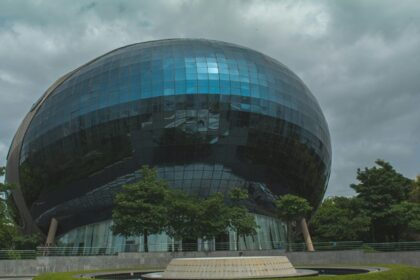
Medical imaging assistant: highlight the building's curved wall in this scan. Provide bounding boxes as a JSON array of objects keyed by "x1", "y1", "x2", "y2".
[
  {"x1": 7, "y1": 39, "x2": 331, "y2": 240},
  {"x1": 57, "y1": 213, "x2": 285, "y2": 252}
]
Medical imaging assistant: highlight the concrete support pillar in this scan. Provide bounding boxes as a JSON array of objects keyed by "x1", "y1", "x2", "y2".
[
  {"x1": 197, "y1": 238, "x2": 202, "y2": 251},
  {"x1": 45, "y1": 217, "x2": 58, "y2": 246},
  {"x1": 300, "y1": 218, "x2": 315, "y2": 252}
]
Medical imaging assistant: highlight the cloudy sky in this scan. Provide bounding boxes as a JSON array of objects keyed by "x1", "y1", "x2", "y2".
[{"x1": 0, "y1": 0, "x2": 419, "y2": 197}]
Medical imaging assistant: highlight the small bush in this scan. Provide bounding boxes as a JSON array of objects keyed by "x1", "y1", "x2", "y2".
[{"x1": 361, "y1": 244, "x2": 377, "y2": 253}]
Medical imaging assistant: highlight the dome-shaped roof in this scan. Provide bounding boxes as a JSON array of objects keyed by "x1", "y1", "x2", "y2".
[{"x1": 23, "y1": 39, "x2": 330, "y2": 159}]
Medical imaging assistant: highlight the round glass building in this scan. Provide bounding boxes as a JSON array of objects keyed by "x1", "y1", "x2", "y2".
[{"x1": 6, "y1": 39, "x2": 331, "y2": 252}]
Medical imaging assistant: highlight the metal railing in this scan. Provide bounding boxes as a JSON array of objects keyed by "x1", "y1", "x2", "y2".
[
  {"x1": 36, "y1": 241, "x2": 420, "y2": 256},
  {"x1": 288, "y1": 241, "x2": 420, "y2": 252},
  {"x1": 3, "y1": 241, "x2": 420, "y2": 259},
  {"x1": 289, "y1": 241, "x2": 364, "y2": 252},
  {"x1": 0, "y1": 250, "x2": 37, "y2": 260},
  {"x1": 36, "y1": 241, "x2": 284, "y2": 256},
  {"x1": 363, "y1": 241, "x2": 420, "y2": 252}
]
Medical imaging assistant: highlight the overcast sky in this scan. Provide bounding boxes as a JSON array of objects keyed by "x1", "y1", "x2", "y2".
[{"x1": 0, "y1": 0, "x2": 419, "y2": 197}]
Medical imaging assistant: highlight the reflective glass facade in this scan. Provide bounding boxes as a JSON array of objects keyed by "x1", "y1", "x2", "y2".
[
  {"x1": 7, "y1": 39, "x2": 331, "y2": 249},
  {"x1": 58, "y1": 213, "x2": 285, "y2": 252}
]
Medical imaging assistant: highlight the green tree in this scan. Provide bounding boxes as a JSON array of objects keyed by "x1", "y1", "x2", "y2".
[
  {"x1": 228, "y1": 207, "x2": 257, "y2": 250},
  {"x1": 229, "y1": 187, "x2": 249, "y2": 202},
  {"x1": 111, "y1": 166, "x2": 169, "y2": 252},
  {"x1": 275, "y1": 194, "x2": 312, "y2": 250},
  {"x1": 165, "y1": 191, "x2": 201, "y2": 242},
  {"x1": 166, "y1": 188, "x2": 258, "y2": 250},
  {"x1": 388, "y1": 201, "x2": 420, "y2": 240},
  {"x1": 311, "y1": 197, "x2": 371, "y2": 241},
  {"x1": 0, "y1": 226, "x2": 15, "y2": 249},
  {"x1": 197, "y1": 192, "x2": 230, "y2": 241},
  {"x1": 351, "y1": 159, "x2": 412, "y2": 242},
  {"x1": 0, "y1": 166, "x2": 15, "y2": 249},
  {"x1": 409, "y1": 176, "x2": 420, "y2": 203},
  {"x1": 228, "y1": 187, "x2": 258, "y2": 250},
  {"x1": 0, "y1": 167, "x2": 41, "y2": 250},
  {"x1": 0, "y1": 166, "x2": 13, "y2": 204}
]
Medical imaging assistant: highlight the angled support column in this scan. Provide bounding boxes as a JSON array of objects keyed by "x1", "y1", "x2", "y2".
[
  {"x1": 45, "y1": 217, "x2": 58, "y2": 246},
  {"x1": 300, "y1": 218, "x2": 315, "y2": 252}
]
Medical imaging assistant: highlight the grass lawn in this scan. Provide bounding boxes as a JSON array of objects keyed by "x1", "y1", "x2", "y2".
[
  {"x1": 33, "y1": 264, "x2": 420, "y2": 280},
  {"x1": 32, "y1": 266, "x2": 163, "y2": 280},
  {"x1": 291, "y1": 265, "x2": 420, "y2": 280}
]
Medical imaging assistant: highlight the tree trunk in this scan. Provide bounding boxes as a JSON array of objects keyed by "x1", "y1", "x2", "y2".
[
  {"x1": 236, "y1": 232, "x2": 240, "y2": 251},
  {"x1": 287, "y1": 221, "x2": 292, "y2": 252},
  {"x1": 143, "y1": 230, "x2": 148, "y2": 252},
  {"x1": 370, "y1": 222, "x2": 376, "y2": 242}
]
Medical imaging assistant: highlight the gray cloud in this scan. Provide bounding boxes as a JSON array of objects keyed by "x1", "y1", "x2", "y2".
[{"x1": 0, "y1": 0, "x2": 419, "y2": 197}]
